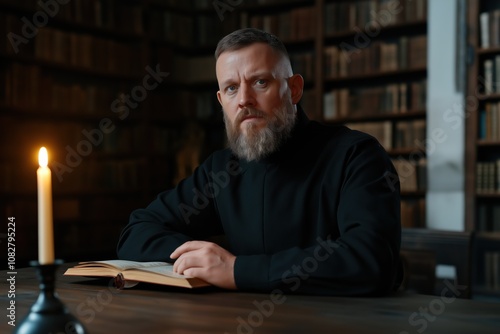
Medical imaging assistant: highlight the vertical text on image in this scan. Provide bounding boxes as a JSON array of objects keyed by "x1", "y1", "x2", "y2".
[{"x1": 6, "y1": 216, "x2": 17, "y2": 327}]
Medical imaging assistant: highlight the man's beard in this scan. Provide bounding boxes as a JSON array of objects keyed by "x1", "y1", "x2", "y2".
[{"x1": 223, "y1": 96, "x2": 296, "y2": 162}]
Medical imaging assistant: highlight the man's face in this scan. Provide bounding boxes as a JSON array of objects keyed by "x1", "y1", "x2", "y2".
[{"x1": 216, "y1": 43, "x2": 302, "y2": 161}]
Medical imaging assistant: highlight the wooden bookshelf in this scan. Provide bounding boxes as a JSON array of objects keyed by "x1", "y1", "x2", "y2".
[
  {"x1": 466, "y1": 0, "x2": 500, "y2": 299},
  {"x1": 320, "y1": 0, "x2": 428, "y2": 228}
]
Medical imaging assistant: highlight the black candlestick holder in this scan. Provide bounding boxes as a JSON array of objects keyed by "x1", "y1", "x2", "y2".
[{"x1": 14, "y1": 259, "x2": 88, "y2": 334}]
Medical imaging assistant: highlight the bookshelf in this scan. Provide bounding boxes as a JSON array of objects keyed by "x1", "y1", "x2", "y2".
[
  {"x1": 1, "y1": 0, "x2": 432, "y2": 265},
  {"x1": 466, "y1": 0, "x2": 500, "y2": 299},
  {"x1": 0, "y1": 0, "x2": 153, "y2": 265},
  {"x1": 319, "y1": 0, "x2": 428, "y2": 229}
]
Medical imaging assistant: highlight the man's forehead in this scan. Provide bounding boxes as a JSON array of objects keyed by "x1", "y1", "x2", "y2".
[{"x1": 216, "y1": 44, "x2": 283, "y2": 78}]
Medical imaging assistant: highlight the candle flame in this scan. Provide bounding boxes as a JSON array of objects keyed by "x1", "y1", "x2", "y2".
[{"x1": 39, "y1": 147, "x2": 48, "y2": 168}]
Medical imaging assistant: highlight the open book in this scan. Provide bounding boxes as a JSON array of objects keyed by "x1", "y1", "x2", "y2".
[{"x1": 63, "y1": 260, "x2": 210, "y2": 289}]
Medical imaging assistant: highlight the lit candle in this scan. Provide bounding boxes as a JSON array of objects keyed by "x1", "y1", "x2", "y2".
[{"x1": 37, "y1": 147, "x2": 54, "y2": 264}]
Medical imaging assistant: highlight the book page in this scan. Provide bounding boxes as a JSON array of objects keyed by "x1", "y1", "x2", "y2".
[
  {"x1": 135, "y1": 264, "x2": 191, "y2": 279},
  {"x1": 77, "y1": 260, "x2": 169, "y2": 271}
]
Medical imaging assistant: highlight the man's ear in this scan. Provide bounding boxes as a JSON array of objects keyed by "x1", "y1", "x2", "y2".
[
  {"x1": 216, "y1": 90, "x2": 222, "y2": 106},
  {"x1": 288, "y1": 74, "x2": 304, "y2": 104}
]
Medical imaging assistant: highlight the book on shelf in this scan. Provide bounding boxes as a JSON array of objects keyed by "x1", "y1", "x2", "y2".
[
  {"x1": 34, "y1": 27, "x2": 143, "y2": 73},
  {"x1": 324, "y1": 0, "x2": 428, "y2": 35},
  {"x1": 325, "y1": 35, "x2": 427, "y2": 79},
  {"x1": 479, "y1": 9, "x2": 500, "y2": 49},
  {"x1": 64, "y1": 260, "x2": 211, "y2": 289},
  {"x1": 392, "y1": 158, "x2": 427, "y2": 193},
  {"x1": 394, "y1": 119, "x2": 426, "y2": 149},
  {"x1": 476, "y1": 160, "x2": 500, "y2": 194},
  {"x1": 345, "y1": 121, "x2": 392, "y2": 150},
  {"x1": 479, "y1": 101, "x2": 500, "y2": 140},
  {"x1": 246, "y1": 6, "x2": 315, "y2": 42},
  {"x1": 483, "y1": 55, "x2": 500, "y2": 95},
  {"x1": 322, "y1": 80, "x2": 426, "y2": 120}
]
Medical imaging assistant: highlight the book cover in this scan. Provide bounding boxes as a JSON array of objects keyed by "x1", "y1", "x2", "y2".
[{"x1": 64, "y1": 260, "x2": 211, "y2": 289}]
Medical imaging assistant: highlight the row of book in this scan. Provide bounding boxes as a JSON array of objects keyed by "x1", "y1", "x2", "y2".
[
  {"x1": 148, "y1": 10, "x2": 236, "y2": 48},
  {"x1": 325, "y1": 0, "x2": 428, "y2": 35},
  {"x1": 476, "y1": 160, "x2": 500, "y2": 194},
  {"x1": 346, "y1": 121, "x2": 392, "y2": 149},
  {"x1": 242, "y1": 6, "x2": 316, "y2": 42},
  {"x1": 479, "y1": 9, "x2": 500, "y2": 49},
  {"x1": 324, "y1": 35, "x2": 427, "y2": 79},
  {"x1": 1, "y1": 16, "x2": 143, "y2": 68},
  {"x1": 0, "y1": 0, "x2": 143, "y2": 34},
  {"x1": 392, "y1": 158, "x2": 427, "y2": 193},
  {"x1": 34, "y1": 27, "x2": 143, "y2": 73},
  {"x1": 401, "y1": 198, "x2": 426, "y2": 228},
  {"x1": 479, "y1": 102, "x2": 500, "y2": 141},
  {"x1": 3, "y1": 63, "x2": 215, "y2": 123},
  {"x1": 345, "y1": 119, "x2": 426, "y2": 152},
  {"x1": 0, "y1": 156, "x2": 160, "y2": 194},
  {"x1": 483, "y1": 55, "x2": 500, "y2": 95},
  {"x1": 0, "y1": 118, "x2": 147, "y2": 162},
  {"x1": 323, "y1": 80, "x2": 427, "y2": 120},
  {"x1": 2, "y1": 63, "x2": 134, "y2": 113},
  {"x1": 394, "y1": 120, "x2": 426, "y2": 150}
]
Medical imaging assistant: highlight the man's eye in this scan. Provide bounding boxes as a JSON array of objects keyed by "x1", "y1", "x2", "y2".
[
  {"x1": 256, "y1": 79, "x2": 267, "y2": 86},
  {"x1": 227, "y1": 85, "x2": 237, "y2": 92}
]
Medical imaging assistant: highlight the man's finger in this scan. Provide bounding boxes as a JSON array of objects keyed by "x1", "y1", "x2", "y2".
[
  {"x1": 173, "y1": 251, "x2": 203, "y2": 274},
  {"x1": 170, "y1": 240, "x2": 206, "y2": 259}
]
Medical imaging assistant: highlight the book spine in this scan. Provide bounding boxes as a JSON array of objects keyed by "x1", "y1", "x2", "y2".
[
  {"x1": 484, "y1": 59, "x2": 494, "y2": 95},
  {"x1": 495, "y1": 55, "x2": 500, "y2": 94},
  {"x1": 480, "y1": 12, "x2": 490, "y2": 48}
]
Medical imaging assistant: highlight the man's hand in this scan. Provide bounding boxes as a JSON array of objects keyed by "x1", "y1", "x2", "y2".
[{"x1": 170, "y1": 241, "x2": 237, "y2": 290}]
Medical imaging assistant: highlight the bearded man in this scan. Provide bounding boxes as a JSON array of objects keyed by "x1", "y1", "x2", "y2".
[{"x1": 117, "y1": 28, "x2": 403, "y2": 296}]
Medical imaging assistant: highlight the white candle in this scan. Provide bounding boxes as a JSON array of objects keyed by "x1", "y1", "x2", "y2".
[{"x1": 37, "y1": 147, "x2": 54, "y2": 264}]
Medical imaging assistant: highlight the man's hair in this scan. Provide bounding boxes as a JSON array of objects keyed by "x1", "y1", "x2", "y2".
[{"x1": 215, "y1": 28, "x2": 290, "y2": 61}]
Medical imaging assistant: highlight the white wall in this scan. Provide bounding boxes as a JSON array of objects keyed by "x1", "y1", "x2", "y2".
[{"x1": 426, "y1": 0, "x2": 467, "y2": 231}]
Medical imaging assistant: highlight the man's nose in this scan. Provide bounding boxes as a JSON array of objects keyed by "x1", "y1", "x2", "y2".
[{"x1": 238, "y1": 84, "x2": 256, "y2": 108}]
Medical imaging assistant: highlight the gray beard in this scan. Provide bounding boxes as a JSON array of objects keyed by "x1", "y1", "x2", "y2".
[{"x1": 223, "y1": 98, "x2": 296, "y2": 162}]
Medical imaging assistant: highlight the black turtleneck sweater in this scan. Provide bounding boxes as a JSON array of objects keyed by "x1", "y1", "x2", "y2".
[{"x1": 117, "y1": 109, "x2": 402, "y2": 296}]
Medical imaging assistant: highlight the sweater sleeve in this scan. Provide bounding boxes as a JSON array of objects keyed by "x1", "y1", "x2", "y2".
[
  {"x1": 234, "y1": 137, "x2": 402, "y2": 296},
  {"x1": 116, "y1": 156, "x2": 224, "y2": 262}
]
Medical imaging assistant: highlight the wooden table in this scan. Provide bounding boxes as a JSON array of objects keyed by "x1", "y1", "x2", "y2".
[{"x1": 2, "y1": 264, "x2": 500, "y2": 333}]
